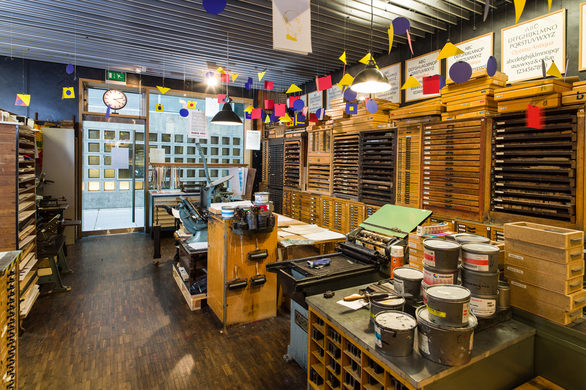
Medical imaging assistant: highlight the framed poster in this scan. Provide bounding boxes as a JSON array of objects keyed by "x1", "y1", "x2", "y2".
[
  {"x1": 404, "y1": 50, "x2": 441, "y2": 103},
  {"x1": 326, "y1": 85, "x2": 343, "y2": 109},
  {"x1": 307, "y1": 90, "x2": 323, "y2": 112},
  {"x1": 447, "y1": 33, "x2": 494, "y2": 80},
  {"x1": 578, "y1": 3, "x2": 586, "y2": 70},
  {"x1": 501, "y1": 9, "x2": 566, "y2": 83},
  {"x1": 374, "y1": 62, "x2": 401, "y2": 103}
]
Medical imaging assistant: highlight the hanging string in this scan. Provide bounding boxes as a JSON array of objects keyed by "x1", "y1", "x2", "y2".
[{"x1": 369, "y1": 0, "x2": 374, "y2": 55}]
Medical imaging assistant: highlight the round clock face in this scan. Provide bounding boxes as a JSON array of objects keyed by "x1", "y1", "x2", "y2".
[{"x1": 103, "y1": 89, "x2": 127, "y2": 110}]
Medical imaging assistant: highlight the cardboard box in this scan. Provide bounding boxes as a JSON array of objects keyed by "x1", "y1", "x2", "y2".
[
  {"x1": 505, "y1": 239, "x2": 583, "y2": 264},
  {"x1": 504, "y1": 222, "x2": 583, "y2": 249},
  {"x1": 504, "y1": 265, "x2": 583, "y2": 295},
  {"x1": 505, "y1": 251, "x2": 584, "y2": 279},
  {"x1": 511, "y1": 290, "x2": 584, "y2": 326},
  {"x1": 509, "y1": 280, "x2": 586, "y2": 311}
]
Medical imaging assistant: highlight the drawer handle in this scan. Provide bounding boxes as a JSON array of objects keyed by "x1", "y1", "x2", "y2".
[
  {"x1": 570, "y1": 282, "x2": 581, "y2": 288},
  {"x1": 575, "y1": 298, "x2": 586, "y2": 304},
  {"x1": 570, "y1": 253, "x2": 581, "y2": 259},
  {"x1": 570, "y1": 267, "x2": 583, "y2": 273}
]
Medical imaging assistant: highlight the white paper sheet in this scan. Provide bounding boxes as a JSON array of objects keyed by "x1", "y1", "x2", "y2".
[
  {"x1": 277, "y1": 215, "x2": 295, "y2": 225},
  {"x1": 281, "y1": 224, "x2": 325, "y2": 235},
  {"x1": 111, "y1": 147, "x2": 129, "y2": 169},
  {"x1": 205, "y1": 97, "x2": 220, "y2": 117},
  {"x1": 245, "y1": 130, "x2": 261, "y2": 150},
  {"x1": 277, "y1": 231, "x2": 295, "y2": 238},
  {"x1": 188, "y1": 110, "x2": 208, "y2": 139},
  {"x1": 303, "y1": 231, "x2": 346, "y2": 241},
  {"x1": 209, "y1": 200, "x2": 253, "y2": 213},
  {"x1": 337, "y1": 296, "x2": 368, "y2": 310},
  {"x1": 188, "y1": 242, "x2": 208, "y2": 250}
]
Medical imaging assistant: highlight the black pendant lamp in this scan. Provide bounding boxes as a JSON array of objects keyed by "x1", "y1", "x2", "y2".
[
  {"x1": 211, "y1": 31, "x2": 243, "y2": 126},
  {"x1": 351, "y1": 0, "x2": 391, "y2": 94}
]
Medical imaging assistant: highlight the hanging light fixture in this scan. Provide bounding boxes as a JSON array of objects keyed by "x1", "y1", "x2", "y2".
[
  {"x1": 351, "y1": 0, "x2": 391, "y2": 94},
  {"x1": 211, "y1": 32, "x2": 243, "y2": 126}
]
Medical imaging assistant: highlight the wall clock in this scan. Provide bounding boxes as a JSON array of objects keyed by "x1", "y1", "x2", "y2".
[{"x1": 103, "y1": 89, "x2": 128, "y2": 110}]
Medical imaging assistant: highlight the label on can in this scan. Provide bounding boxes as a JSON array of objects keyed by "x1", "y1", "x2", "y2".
[
  {"x1": 423, "y1": 248, "x2": 436, "y2": 267},
  {"x1": 462, "y1": 253, "x2": 490, "y2": 271},
  {"x1": 462, "y1": 302, "x2": 470, "y2": 324},
  {"x1": 374, "y1": 325, "x2": 382, "y2": 348},
  {"x1": 423, "y1": 268, "x2": 456, "y2": 285},
  {"x1": 419, "y1": 333, "x2": 430, "y2": 355},
  {"x1": 393, "y1": 279, "x2": 405, "y2": 294},
  {"x1": 427, "y1": 306, "x2": 447, "y2": 318},
  {"x1": 470, "y1": 296, "x2": 496, "y2": 317}
]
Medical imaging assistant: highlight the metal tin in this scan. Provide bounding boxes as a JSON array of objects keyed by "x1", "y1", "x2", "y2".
[
  {"x1": 461, "y1": 243, "x2": 500, "y2": 272},
  {"x1": 423, "y1": 239, "x2": 460, "y2": 271},
  {"x1": 374, "y1": 311, "x2": 416, "y2": 357},
  {"x1": 221, "y1": 206, "x2": 235, "y2": 219},
  {"x1": 470, "y1": 294, "x2": 497, "y2": 318},
  {"x1": 423, "y1": 265, "x2": 459, "y2": 286},
  {"x1": 453, "y1": 233, "x2": 491, "y2": 245},
  {"x1": 254, "y1": 192, "x2": 270, "y2": 204},
  {"x1": 393, "y1": 267, "x2": 423, "y2": 300},
  {"x1": 426, "y1": 285, "x2": 471, "y2": 327},
  {"x1": 370, "y1": 297, "x2": 405, "y2": 323},
  {"x1": 497, "y1": 281, "x2": 510, "y2": 310},
  {"x1": 421, "y1": 281, "x2": 430, "y2": 304},
  {"x1": 416, "y1": 306, "x2": 477, "y2": 366},
  {"x1": 461, "y1": 268, "x2": 498, "y2": 295}
]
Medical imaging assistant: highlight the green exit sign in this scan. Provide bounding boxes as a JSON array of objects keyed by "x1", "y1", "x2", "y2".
[{"x1": 106, "y1": 71, "x2": 126, "y2": 83}]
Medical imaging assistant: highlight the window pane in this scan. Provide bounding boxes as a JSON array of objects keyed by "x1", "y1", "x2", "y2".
[
  {"x1": 120, "y1": 131, "x2": 130, "y2": 140},
  {"x1": 104, "y1": 130, "x2": 115, "y2": 140},
  {"x1": 199, "y1": 139, "x2": 207, "y2": 144},
  {"x1": 104, "y1": 181, "x2": 115, "y2": 191},
  {"x1": 222, "y1": 137, "x2": 230, "y2": 145},
  {"x1": 88, "y1": 169, "x2": 100, "y2": 178},
  {"x1": 163, "y1": 146, "x2": 170, "y2": 154},
  {"x1": 233, "y1": 137, "x2": 240, "y2": 146},
  {"x1": 104, "y1": 169, "x2": 115, "y2": 178},
  {"x1": 175, "y1": 134, "x2": 183, "y2": 143},
  {"x1": 88, "y1": 156, "x2": 99, "y2": 165},
  {"x1": 211, "y1": 147, "x2": 218, "y2": 155},
  {"x1": 222, "y1": 148, "x2": 230, "y2": 156},
  {"x1": 233, "y1": 148, "x2": 240, "y2": 156},
  {"x1": 88, "y1": 182, "x2": 100, "y2": 191},
  {"x1": 223, "y1": 158, "x2": 230, "y2": 164},
  {"x1": 135, "y1": 181, "x2": 144, "y2": 190},
  {"x1": 88, "y1": 143, "x2": 100, "y2": 152},
  {"x1": 119, "y1": 169, "x2": 131, "y2": 179},
  {"x1": 187, "y1": 158, "x2": 196, "y2": 163},
  {"x1": 104, "y1": 156, "x2": 111, "y2": 165},
  {"x1": 187, "y1": 146, "x2": 195, "y2": 154},
  {"x1": 175, "y1": 158, "x2": 183, "y2": 162},
  {"x1": 162, "y1": 134, "x2": 171, "y2": 142},
  {"x1": 174, "y1": 146, "x2": 183, "y2": 154},
  {"x1": 149, "y1": 133, "x2": 158, "y2": 142},
  {"x1": 187, "y1": 170, "x2": 195, "y2": 178},
  {"x1": 136, "y1": 132, "x2": 144, "y2": 141},
  {"x1": 119, "y1": 181, "x2": 130, "y2": 190},
  {"x1": 88, "y1": 130, "x2": 100, "y2": 139},
  {"x1": 104, "y1": 143, "x2": 112, "y2": 152},
  {"x1": 211, "y1": 136, "x2": 219, "y2": 144}
]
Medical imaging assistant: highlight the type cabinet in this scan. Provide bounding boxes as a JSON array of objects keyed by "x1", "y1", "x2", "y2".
[
  {"x1": 307, "y1": 126, "x2": 333, "y2": 195},
  {"x1": 333, "y1": 132, "x2": 360, "y2": 200},
  {"x1": 395, "y1": 124, "x2": 422, "y2": 208},
  {"x1": 359, "y1": 129, "x2": 396, "y2": 205},
  {"x1": 0, "y1": 252, "x2": 19, "y2": 390}
]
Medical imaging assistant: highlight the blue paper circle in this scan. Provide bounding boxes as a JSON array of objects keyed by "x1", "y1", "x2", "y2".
[
  {"x1": 66, "y1": 89, "x2": 72, "y2": 95},
  {"x1": 487, "y1": 56, "x2": 497, "y2": 77},
  {"x1": 292, "y1": 99, "x2": 305, "y2": 111},
  {"x1": 316, "y1": 108, "x2": 324, "y2": 120},
  {"x1": 203, "y1": 0, "x2": 226, "y2": 14},
  {"x1": 439, "y1": 75, "x2": 446, "y2": 89},
  {"x1": 343, "y1": 88, "x2": 357, "y2": 101},
  {"x1": 392, "y1": 17, "x2": 410, "y2": 35},
  {"x1": 449, "y1": 61, "x2": 472, "y2": 84},
  {"x1": 365, "y1": 99, "x2": 378, "y2": 114},
  {"x1": 66, "y1": 64, "x2": 74, "y2": 74},
  {"x1": 179, "y1": 108, "x2": 189, "y2": 117}
]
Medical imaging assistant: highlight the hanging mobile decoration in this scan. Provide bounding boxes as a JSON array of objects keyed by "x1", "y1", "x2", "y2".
[
  {"x1": 487, "y1": 56, "x2": 498, "y2": 77},
  {"x1": 449, "y1": 61, "x2": 473, "y2": 83}
]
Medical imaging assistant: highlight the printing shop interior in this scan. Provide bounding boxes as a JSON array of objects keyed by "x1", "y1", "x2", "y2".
[{"x1": 1, "y1": 0, "x2": 586, "y2": 389}]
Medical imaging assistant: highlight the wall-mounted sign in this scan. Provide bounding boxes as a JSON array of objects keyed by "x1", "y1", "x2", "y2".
[
  {"x1": 501, "y1": 9, "x2": 566, "y2": 83},
  {"x1": 447, "y1": 33, "x2": 494, "y2": 80},
  {"x1": 307, "y1": 90, "x2": 323, "y2": 112},
  {"x1": 326, "y1": 85, "x2": 343, "y2": 109},
  {"x1": 580, "y1": 3, "x2": 586, "y2": 71},
  {"x1": 105, "y1": 70, "x2": 126, "y2": 85},
  {"x1": 375, "y1": 62, "x2": 401, "y2": 103},
  {"x1": 404, "y1": 50, "x2": 441, "y2": 102}
]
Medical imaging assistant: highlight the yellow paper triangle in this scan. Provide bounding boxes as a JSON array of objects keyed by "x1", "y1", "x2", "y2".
[
  {"x1": 437, "y1": 42, "x2": 464, "y2": 60},
  {"x1": 265, "y1": 115, "x2": 271, "y2": 123},
  {"x1": 279, "y1": 113, "x2": 292, "y2": 123},
  {"x1": 514, "y1": 0, "x2": 526, "y2": 24},
  {"x1": 359, "y1": 53, "x2": 374, "y2": 65},
  {"x1": 546, "y1": 61, "x2": 562, "y2": 78},
  {"x1": 62, "y1": 87, "x2": 75, "y2": 99},
  {"x1": 187, "y1": 101, "x2": 197, "y2": 109},
  {"x1": 339, "y1": 73, "x2": 354, "y2": 86},
  {"x1": 548, "y1": 0, "x2": 552, "y2": 12},
  {"x1": 231, "y1": 73, "x2": 239, "y2": 82},
  {"x1": 244, "y1": 105, "x2": 254, "y2": 114},
  {"x1": 339, "y1": 51, "x2": 347, "y2": 65},
  {"x1": 216, "y1": 67, "x2": 226, "y2": 74},
  {"x1": 16, "y1": 94, "x2": 31, "y2": 106},
  {"x1": 286, "y1": 84, "x2": 302, "y2": 94},
  {"x1": 258, "y1": 71, "x2": 266, "y2": 81},
  {"x1": 388, "y1": 24, "x2": 394, "y2": 55},
  {"x1": 156, "y1": 86, "x2": 170, "y2": 94},
  {"x1": 401, "y1": 76, "x2": 421, "y2": 90}
]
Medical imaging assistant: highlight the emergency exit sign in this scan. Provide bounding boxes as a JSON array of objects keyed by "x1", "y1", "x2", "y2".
[{"x1": 106, "y1": 71, "x2": 126, "y2": 84}]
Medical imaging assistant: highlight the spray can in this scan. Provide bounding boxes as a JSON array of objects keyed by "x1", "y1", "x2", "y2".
[{"x1": 390, "y1": 246, "x2": 404, "y2": 278}]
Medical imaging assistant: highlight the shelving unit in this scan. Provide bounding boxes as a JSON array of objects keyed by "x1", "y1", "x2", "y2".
[
  {"x1": 307, "y1": 126, "x2": 333, "y2": 195},
  {"x1": 283, "y1": 131, "x2": 305, "y2": 190},
  {"x1": 333, "y1": 132, "x2": 360, "y2": 200},
  {"x1": 0, "y1": 251, "x2": 19, "y2": 390},
  {"x1": 359, "y1": 129, "x2": 396, "y2": 205},
  {"x1": 395, "y1": 124, "x2": 422, "y2": 208}
]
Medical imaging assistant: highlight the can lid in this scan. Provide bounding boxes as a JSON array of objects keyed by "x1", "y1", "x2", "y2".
[
  {"x1": 454, "y1": 234, "x2": 490, "y2": 244},
  {"x1": 373, "y1": 297, "x2": 405, "y2": 306},
  {"x1": 394, "y1": 267, "x2": 423, "y2": 280},
  {"x1": 462, "y1": 243, "x2": 500, "y2": 254},
  {"x1": 391, "y1": 246, "x2": 404, "y2": 256},
  {"x1": 427, "y1": 285, "x2": 470, "y2": 300},
  {"x1": 423, "y1": 239, "x2": 460, "y2": 250},
  {"x1": 375, "y1": 311, "x2": 416, "y2": 330}
]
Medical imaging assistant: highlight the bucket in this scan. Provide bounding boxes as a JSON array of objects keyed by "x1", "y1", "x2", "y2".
[
  {"x1": 461, "y1": 268, "x2": 498, "y2": 295},
  {"x1": 453, "y1": 233, "x2": 491, "y2": 245},
  {"x1": 470, "y1": 294, "x2": 497, "y2": 318},
  {"x1": 423, "y1": 239, "x2": 460, "y2": 271},
  {"x1": 416, "y1": 306, "x2": 477, "y2": 366},
  {"x1": 374, "y1": 311, "x2": 416, "y2": 357},
  {"x1": 426, "y1": 285, "x2": 471, "y2": 327},
  {"x1": 393, "y1": 267, "x2": 423, "y2": 300},
  {"x1": 461, "y1": 243, "x2": 500, "y2": 272},
  {"x1": 254, "y1": 192, "x2": 269, "y2": 204},
  {"x1": 421, "y1": 281, "x2": 430, "y2": 304},
  {"x1": 497, "y1": 281, "x2": 510, "y2": 310},
  {"x1": 370, "y1": 297, "x2": 405, "y2": 323},
  {"x1": 221, "y1": 206, "x2": 235, "y2": 219},
  {"x1": 423, "y1": 265, "x2": 459, "y2": 286}
]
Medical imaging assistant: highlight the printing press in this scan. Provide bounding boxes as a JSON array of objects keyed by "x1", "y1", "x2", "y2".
[{"x1": 266, "y1": 205, "x2": 431, "y2": 369}]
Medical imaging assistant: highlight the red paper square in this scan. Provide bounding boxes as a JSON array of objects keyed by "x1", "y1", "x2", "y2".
[
  {"x1": 217, "y1": 94, "x2": 226, "y2": 103},
  {"x1": 309, "y1": 113, "x2": 318, "y2": 122},
  {"x1": 264, "y1": 100, "x2": 274, "y2": 110},
  {"x1": 422, "y1": 75, "x2": 440, "y2": 95},
  {"x1": 316, "y1": 75, "x2": 332, "y2": 91},
  {"x1": 288, "y1": 96, "x2": 300, "y2": 108},
  {"x1": 221, "y1": 73, "x2": 229, "y2": 83},
  {"x1": 264, "y1": 80, "x2": 273, "y2": 89},
  {"x1": 526, "y1": 104, "x2": 544, "y2": 129},
  {"x1": 251, "y1": 108, "x2": 261, "y2": 119},
  {"x1": 274, "y1": 104, "x2": 286, "y2": 117}
]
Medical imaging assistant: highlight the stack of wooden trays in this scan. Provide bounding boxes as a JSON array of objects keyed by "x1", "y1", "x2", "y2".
[
  {"x1": 504, "y1": 222, "x2": 586, "y2": 325},
  {"x1": 332, "y1": 132, "x2": 360, "y2": 200},
  {"x1": 440, "y1": 70, "x2": 507, "y2": 121},
  {"x1": 407, "y1": 233, "x2": 424, "y2": 270},
  {"x1": 395, "y1": 124, "x2": 422, "y2": 208},
  {"x1": 495, "y1": 78, "x2": 573, "y2": 113},
  {"x1": 561, "y1": 79, "x2": 586, "y2": 105},
  {"x1": 283, "y1": 130, "x2": 305, "y2": 190},
  {"x1": 306, "y1": 124, "x2": 333, "y2": 195},
  {"x1": 389, "y1": 98, "x2": 443, "y2": 121},
  {"x1": 359, "y1": 128, "x2": 396, "y2": 205},
  {"x1": 329, "y1": 98, "x2": 397, "y2": 132}
]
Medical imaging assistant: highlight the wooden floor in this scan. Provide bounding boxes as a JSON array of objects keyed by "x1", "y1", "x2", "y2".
[{"x1": 19, "y1": 233, "x2": 306, "y2": 390}]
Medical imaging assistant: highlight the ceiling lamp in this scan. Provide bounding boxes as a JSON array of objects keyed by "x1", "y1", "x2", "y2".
[
  {"x1": 211, "y1": 96, "x2": 242, "y2": 126},
  {"x1": 351, "y1": 0, "x2": 390, "y2": 94}
]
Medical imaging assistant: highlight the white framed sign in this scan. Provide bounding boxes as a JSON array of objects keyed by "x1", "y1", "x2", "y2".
[
  {"x1": 404, "y1": 50, "x2": 441, "y2": 102},
  {"x1": 375, "y1": 62, "x2": 401, "y2": 103},
  {"x1": 307, "y1": 90, "x2": 323, "y2": 112},
  {"x1": 447, "y1": 33, "x2": 494, "y2": 80},
  {"x1": 578, "y1": 3, "x2": 586, "y2": 70},
  {"x1": 326, "y1": 85, "x2": 343, "y2": 109},
  {"x1": 501, "y1": 9, "x2": 566, "y2": 83}
]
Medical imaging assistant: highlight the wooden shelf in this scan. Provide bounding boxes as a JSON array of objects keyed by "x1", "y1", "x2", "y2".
[
  {"x1": 18, "y1": 209, "x2": 35, "y2": 224},
  {"x1": 343, "y1": 366, "x2": 360, "y2": 383},
  {"x1": 19, "y1": 257, "x2": 38, "y2": 282},
  {"x1": 18, "y1": 233, "x2": 35, "y2": 250},
  {"x1": 363, "y1": 366, "x2": 385, "y2": 386},
  {"x1": 18, "y1": 192, "x2": 35, "y2": 203},
  {"x1": 19, "y1": 184, "x2": 36, "y2": 194},
  {"x1": 18, "y1": 200, "x2": 35, "y2": 213},
  {"x1": 312, "y1": 350, "x2": 325, "y2": 364},
  {"x1": 19, "y1": 174, "x2": 35, "y2": 183},
  {"x1": 20, "y1": 285, "x2": 40, "y2": 319},
  {"x1": 19, "y1": 252, "x2": 35, "y2": 271}
]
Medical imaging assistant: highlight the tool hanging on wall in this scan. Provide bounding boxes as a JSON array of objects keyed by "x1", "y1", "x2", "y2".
[
  {"x1": 250, "y1": 263, "x2": 266, "y2": 287},
  {"x1": 248, "y1": 238, "x2": 268, "y2": 261},
  {"x1": 227, "y1": 265, "x2": 247, "y2": 290}
]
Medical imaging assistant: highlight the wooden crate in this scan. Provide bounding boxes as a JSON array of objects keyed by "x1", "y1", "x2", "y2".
[
  {"x1": 172, "y1": 264, "x2": 206, "y2": 311},
  {"x1": 395, "y1": 124, "x2": 422, "y2": 208},
  {"x1": 515, "y1": 377, "x2": 565, "y2": 390},
  {"x1": 503, "y1": 222, "x2": 583, "y2": 249},
  {"x1": 455, "y1": 220, "x2": 491, "y2": 238},
  {"x1": 306, "y1": 126, "x2": 333, "y2": 195},
  {"x1": 332, "y1": 132, "x2": 360, "y2": 200},
  {"x1": 359, "y1": 128, "x2": 396, "y2": 205}
]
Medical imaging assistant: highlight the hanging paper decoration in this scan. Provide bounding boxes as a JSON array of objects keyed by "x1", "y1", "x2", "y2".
[
  {"x1": 316, "y1": 108, "x2": 325, "y2": 120},
  {"x1": 279, "y1": 113, "x2": 293, "y2": 123},
  {"x1": 187, "y1": 101, "x2": 197, "y2": 109},
  {"x1": 295, "y1": 112, "x2": 306, "y2": 125},
  {"x1": 365, "y1": 99, "x2": 378, "y2": 114},
  {"x1": 339, "y1": 51, "x2": 347, "y2": 65},
  {"x1": 217, "y1": 94, "x2": 226, "y2": 103},
  {"x1": 526, "y1": 104, "x2": 544, "y2": 129},
  {"x1": 487, "y1": 56, "x2": 498, "y2": 77},
  {"x1": 406, "y1": 30, "x2": 413, "y2": 55},
  {"x1": 422, "y1": 75, "x2": 441, "y2": 95},
  {"x1": 288, "y1": 96, "x2": 300, "y2": 108},
  {"x1": 157, "y1": 86, "x2": 170, "y2": 94},
  {"x1": 231, "y1": 73, "x2": 239, "y2": 82},
  {"x1": 401, "y1": 76, "x2": 421, "y2": 90},
  {"x1": 286, "y1": 84, "x2": 302, "y2": 93},
  {"x1": 270, "y1": 113, "x2": 279, "y2": 122},
  {"x1": 437, "y1": 42, "x2": 464, "y2": 60},
  {"x1": 292, "y1": 99, "x2": 305, "y2": 111},
  {"x1": 387, "y1": 23, "x2": 394, "y2": 55},
  {"x1": 483, "y1": 0, "x2": 490, "y2": 22},
  {"x1": 343, "y1": 88, "x2": 357, "y2": 101},
  {"x1": 221, "y1": 73, "x2": 229, "y2": 83},
  {"x1": 264, "y1": 80, "x2": 273, "y2": 89},
  {"x1": 541, "y1": 59, "x2": 547, "y2": 78},
  {"x1": 274, "y1": 104, "x2": 286, "y2": 116},
  {"x1": 244, "y1": 105, "x2": 254, "y2": 114},
  {"x1": 440, "y1": 75, "x2": 446, "y2": 90},
  {"x1": 272, "y1": 0, "x2": 312, "y2": 55},
  {"x1": 302, "y1": 106, "x2": 309, "y2": 116},
  {"x1": 216, "y1": 67, "x2": 226, "y2": 74},
  {"x1": 392, "y1": 17, "x2": 410, "y2": 35},
  {"x1": 345, "y1": 102, "x2": 358, "y2": 115},
  {"x1": 359, "y1": 53, "x2": 374, "y2": 65},
  {"x1": 251, "y1": 108, "x2": 262, "y2": 119},
  {"x1": 66, "y1": 64, "x2": 74, "y2": 75},
  {"x1": 105, "y1": 105, "x2": 111, "y2": 118},
  {"x1": 548, "y1": 0, "x2": 552, "y2": 12},
  {"x1": 309, "y1": 113, "x2": 318, "y2": 123},
  {"x1": 546, "y1": 61, "x2": 562, "y2": 78},
  {"x1": 14, "y1": 94, "x2": 31, "y2": 106},
  {"x1": 245, "y1": 111, "x2": 252, "y2": 120},
  {"x1": 449, "y1": 61, "x2": 473, "y2": 83},
  {"x1": 316, "y1": 75, "x2": 332, "y2": 91},
  {"x1": 264, "y1": 100, "x2": 274, "y2": 110},
  {"x1": 179, "y1": 108, "x2": 189, "y2": 117},
  {"x1": 155, "y1": 104, "x2": 164, "y2": 112},
  {"x1": 203, "y1": 0, "x2": 227, "y2": 15},
  {"x1": 265, "y1": 115, "x2": 271, "y2": 123},
  {"x1": 339, "y1": 73, "x2": 354, "y2": 87},
  {"x1": 514, "y1": 0, "x2": 526, "y2": 24},
  {"x1": 62, "y1": 87, "x2": 75, "y2": 99},
  {"x1": 258, "y1": 71, "x2": 266, "y2": 81}
]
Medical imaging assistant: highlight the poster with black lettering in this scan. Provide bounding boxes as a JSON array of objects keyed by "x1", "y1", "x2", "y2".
[
  {"x1": 374, "y1": 63, "x2": 401, "y2": 103},
  {"x1": 579, "y1": 3, "x2": 586, "y2": 71},
  {"x1": 501, "y1": 9, "x2": 566, "y2": 83},
  {"x1": 307, "y1": 90, "x2": 323, "y2": 113},
  {"x1": 326, "y1": 86, "x2": 343, "y2": 109},
  {"x1": 404, "y1": 50, "x2": 441, "y2": 103},
  {"x1": 447, "y1": 33, "x2": 494, "y2": 81}
]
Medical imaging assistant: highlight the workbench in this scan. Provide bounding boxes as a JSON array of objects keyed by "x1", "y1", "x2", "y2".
[{"x1": 306, "y1": 284, "x2": 536, "y2": 390}]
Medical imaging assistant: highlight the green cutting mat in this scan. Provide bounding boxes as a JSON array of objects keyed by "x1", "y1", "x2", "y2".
[{"x1": 359, "y1": 205, "x2": 432, "y2": 238}]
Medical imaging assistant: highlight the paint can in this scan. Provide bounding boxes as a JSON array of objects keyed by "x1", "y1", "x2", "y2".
[
  {"x1": 254, "y1": 192, "x2": 270, "y2": 204},
  {"x1": 423, "y1": 239, "x2": 460, "y2": 271},
  {"x1": 374, "y1": 311, "x2": 416, "y2": 357},
  {"x1": 393, "y1": 267, "x2": 423, "y2": 300},
  {"x1": 470, "y1": 294, "x2": 497, "y2": 318},
  {"x1": 221, "y1": 206, "x2": 235, "y2": 219},
  {"x1": 461, "y1": 243, "x2": 500, "y2": 273},
  {"x1": 425, "y1": 285, "x2": 471, "y2": 327},
  {"x1": 416, "y1": 306, "x2": 477, "y2": 366},
  {"x1": 370, "y1": 297, "x2": 405, "y2": 323},
  {"x1": 461, "y1": 268, "x2": 498, "y2": 296},
  {"x1": 421, "y1": 281, "x2": 430, "y2": 304},
  {"x1": 497, "y1": 281, "x2": 510, "y2": 310},
  {"x1": 423, "y1": 265, "x2": 459, "y2": 286},
  {"x1": 453, "y1": 233, "x2": 491, "y2": 245}
]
